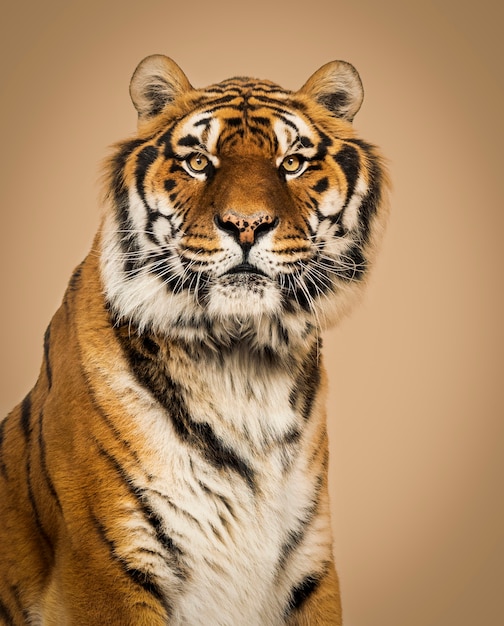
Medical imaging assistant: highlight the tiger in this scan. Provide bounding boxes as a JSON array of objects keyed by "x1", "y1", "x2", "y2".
[{"x1": 0, "y1": 54, "x2": 389, "y2": 625}]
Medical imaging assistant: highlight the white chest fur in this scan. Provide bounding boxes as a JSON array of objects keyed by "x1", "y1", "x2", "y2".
[{"x1": 108, "y1": 350, "x2": 326, "y2": 624}]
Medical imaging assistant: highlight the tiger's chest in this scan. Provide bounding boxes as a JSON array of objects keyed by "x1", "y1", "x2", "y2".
[{"x1": 107, "y1": 355, "x2": 318, "y2": 624}]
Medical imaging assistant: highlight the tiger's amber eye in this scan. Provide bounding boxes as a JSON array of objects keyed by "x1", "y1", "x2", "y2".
[
  {"x1": 187, "y1": 153, "x2": 210, "y2": 173},
  {"x1": 281, "y1": 155, "x2": 304, "y2": 174}
]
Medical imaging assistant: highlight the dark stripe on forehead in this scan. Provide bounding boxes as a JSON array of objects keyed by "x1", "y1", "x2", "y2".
[
  {"x1": 188, "y1": 92, "x2": 297, "y2": 122},
  {"x1": 201, "y1": 93, "x2": 245, "y2": 108},
  {"x1": 201, "y1": 83, "x2": 243, "y2": 95},
  {"x1": 224, "y1": 117, "x2": 243, "y2": 127},
  {"x1": 177, "y1": 135, "x2": 200, "y2": 148},
  {"x1": 193, "y1": 116, "x2": 213, "y2": 128},
  {"x1": 207, "y1": 78, "x2": 288, "y2": 92}
]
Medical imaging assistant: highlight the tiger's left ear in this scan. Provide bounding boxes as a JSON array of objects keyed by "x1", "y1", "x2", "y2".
[
  {"x1": 299, "y1": 61, "x2": 364, "y2": 122},
  {"x1": 130, "y1": 54, "x2": 193, "y2": 120}
]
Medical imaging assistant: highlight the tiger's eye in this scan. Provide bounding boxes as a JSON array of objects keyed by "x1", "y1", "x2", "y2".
[
  {"x1": 281, "y1": 155, "x2": 304, "y2": 174},
  {"x1": 187, "y1": 153, "x2": 210, "y2": 173}
]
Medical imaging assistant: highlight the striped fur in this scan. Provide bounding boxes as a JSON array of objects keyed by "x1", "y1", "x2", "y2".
[{"x1": 0, "y1": 56, "x2": 389, "y2": 625}]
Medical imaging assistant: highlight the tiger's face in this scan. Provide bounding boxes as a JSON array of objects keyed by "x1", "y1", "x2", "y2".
[{"x1": 100, "y1": 56, "x2": 388, "y2": 349}]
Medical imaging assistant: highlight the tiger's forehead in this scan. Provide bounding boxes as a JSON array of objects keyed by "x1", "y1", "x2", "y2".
[{"x1": 171, "y1": 81, "x2": 318, "y2": 159}]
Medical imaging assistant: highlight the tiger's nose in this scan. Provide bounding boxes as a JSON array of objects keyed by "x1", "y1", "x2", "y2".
[{"x1": 216, "y1": 210, "x2": 278, "y2": 246}]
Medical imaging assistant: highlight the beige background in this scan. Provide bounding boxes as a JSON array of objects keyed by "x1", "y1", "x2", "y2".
[{"x1": 1, "y1": 1, "x2": 503, "y2": 624}]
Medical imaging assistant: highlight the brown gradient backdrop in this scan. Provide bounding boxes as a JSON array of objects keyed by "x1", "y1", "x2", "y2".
[{"x1": 1, "y1": 1, "x2": 503, "y2": 624}]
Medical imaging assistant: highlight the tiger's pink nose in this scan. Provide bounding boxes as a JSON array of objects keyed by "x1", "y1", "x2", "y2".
[{"x1": 217, "y1": 210, "x2": 277, "y2": 246}]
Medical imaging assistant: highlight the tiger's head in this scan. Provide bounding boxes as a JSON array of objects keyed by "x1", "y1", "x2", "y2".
[{"x1": 100, "y1": 55, "x2": 389, "y2": 351}]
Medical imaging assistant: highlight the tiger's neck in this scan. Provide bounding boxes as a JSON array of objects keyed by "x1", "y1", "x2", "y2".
[{"x1": 74, "y1": 245, "x2": 325, "y2": 464}]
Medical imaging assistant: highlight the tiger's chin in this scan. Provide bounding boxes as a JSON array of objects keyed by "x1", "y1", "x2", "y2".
[{"x1": 206, "y1": 273, "x2": 282, "y2": 319}]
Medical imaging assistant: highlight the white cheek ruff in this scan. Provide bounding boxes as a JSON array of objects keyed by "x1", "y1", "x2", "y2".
[
  {"x1": 100, "y1": 212, "x2": 199, "y2": 335},
  {"x1": 100, "y1": 202, "x2": 361, "y2": 344},
  {"x1": 100, "y1": 213, "x2": 294, "y2": 346},
  {"x1": 318, "y1": 188, "x2": 345, "y2": 217},
  {"x1": 342, "y1": 175, "x2": 368, "y2": 232}
]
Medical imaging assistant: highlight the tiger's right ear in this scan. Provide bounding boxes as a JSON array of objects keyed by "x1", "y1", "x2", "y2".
[
  {"x1": 129, "y1": 55, "x2": 193, "y2": 120},
  {"x1": 299, "y1": 60, "x2": 364, "y2": 122}
]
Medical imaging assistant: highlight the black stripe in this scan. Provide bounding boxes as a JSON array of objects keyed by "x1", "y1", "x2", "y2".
[
  {"x1": 68, "y1": 261, "x2": 85, "y2": 291},
  {"x1": 333, "y1": 144, "x2": 360, "y2": 209},
  {"x1": 115, "y1": 329, "x2": 256, "y2": 490},
  {"x1": 289, "y1": 342, "x2": 321, "y2": 421},
  {"x1": 338, "y1": 243, "x2": 367, "y2": 281},
  {"x1": 25, "y1": 408, "x2": 53, "y2": 552},
  {"x1": 172, "y1": 413, "x2": 255, "y2": 491},
  {"x1": 346, "y1": 138, "x2": 384, "y2": 242},
  {"x1": 164, "y1": 178, "x2": 176, "y2": 193},
  {"x1": 149, "y1": 254, "x2": 203, "y2": 295},
  {"x1": 193, "y1": 466, "x2": 238, "y2": 523},
  {"x1": 88, "y1": 388, "x2": 147, "y2": 471},
  {"x1": 126, "y1": 568, "x2": 172, "y2": 608},
  {"x1": 310, "y1": 245, "x2": 367, "y2": 285},
  {"x1": 285, "y1": 275, "x2": 313, "y2": 312},
  {"x1": 140, "y1": 497, "x2": 185, "y2": 561},
  {"x1": 0, "y1": 597, "x2": 15, "y2": 625},
  {"x1": 177, "y1": 134, "x2": 200, "y2": 148},
  {"x1": 0, "y1": 418, "x2": 8, "y2": 479},
  {"x1": 90, "y1": 510, "x2": 172, "y2": 617},
  {"x1": 135, "y1": 145, "x2": 160, "y2": 212},
  {"x1": 359, "y1": 161, "x2": 383, "y2": 243},
  {"x1": 43, "y1": 323, "x2": 53, "y2": 389},
  {"x1": 20, "y1": 393, "x2": 32, "y2": 442},
  {"x1": 150, "y1": 487, "x2": 203, "y2": 530},
  {"x1": 110, "y1": 138, "x2": 148, "y2": 206},
  {"x1": 95, "y1": 442, "x2": 187, "y2": 576},
  {"x1": 278, "y1": 527, "x2": 306, "y2": 572},
  {"x1": 193, "y1": 116, "x2": 212, "y2": 128},
  {"x1": 244, "y1": 125, "x2": 277, "y2": 151},
  {"x1": 157, "y1": 126, "x2": 176, "y2": 155},
  {"x1": 285, "y1": 572, "x2": 321, "y2": 615},
  {"x1": 109, "y1": 138, "x2": 148, "y2": 274},
  {"x1": 312, "y1": 177, "x2": 329, "y2": 194},
  {"x1": 38, "y1": 410, "x2": 62, "y2": 510},
  {"x1": 277, "y1": 475, "x2": 324, "y2": 572},
  {"x1": 26, "y1": 455, "x2": 52, "y2": 551}
]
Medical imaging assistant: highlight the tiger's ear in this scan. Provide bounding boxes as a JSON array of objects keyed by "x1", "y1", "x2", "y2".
[
  {"x1": 299, "y1": 61, "x2": 364, "y2": 122},
  {"x1": 130, "y1": 54, "x2": 193, "y2": 120}
]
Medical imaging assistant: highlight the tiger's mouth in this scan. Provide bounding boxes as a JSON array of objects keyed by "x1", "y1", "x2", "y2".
[{"x1": 224, "y1": 263, "x2": 268, "y2": 278}]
